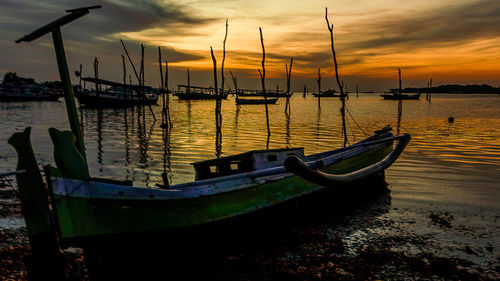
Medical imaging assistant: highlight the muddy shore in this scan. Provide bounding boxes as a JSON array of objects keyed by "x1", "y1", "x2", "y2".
[{"x1": 1, "y1": 181, "x2": 498, "y2": 281}]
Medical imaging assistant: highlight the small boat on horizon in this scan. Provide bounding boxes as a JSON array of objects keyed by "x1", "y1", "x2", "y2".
[
  {"x1": 174, "y1": 85, "x2": 229, "y2": 100},
  {"x1": 313, "y1": 89, "x2": 346, "y2": 98},
  {"x1": 235, "y1": 96, "x2": 279, "y2": 104},
  {"x1": 237, "y1": 89, "x2": 292, "y2": 98},
  {"x1": 75, "y1": 77, "x2": 159, "y2": 107},
  {"x1": 381, "y1": 93, "x2": 421, "y2": 100}
]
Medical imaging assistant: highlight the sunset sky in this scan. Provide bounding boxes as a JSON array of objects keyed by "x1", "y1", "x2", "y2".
[{"x1": 1, "y1": 0, "x2": 499, "y2": 91}]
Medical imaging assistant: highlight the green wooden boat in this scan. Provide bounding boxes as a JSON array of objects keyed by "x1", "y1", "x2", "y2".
[
  {"x1": 9, "y1": 6, "x2": 410, "y2": 247},
  {"x1": 39, "y1": 127, "x2": 409, "y2": 241}
]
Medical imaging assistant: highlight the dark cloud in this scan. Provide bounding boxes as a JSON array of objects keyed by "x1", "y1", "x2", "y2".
[
  {"x1": 344, "y1": 0, "x2": 500, "y2": 51},
  {"x1": 0, "y1": 0, "x2": 213, "y2": 84}
]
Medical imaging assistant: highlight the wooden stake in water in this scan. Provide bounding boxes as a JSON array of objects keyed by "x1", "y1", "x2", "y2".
[
  {"x1": 325, "y1": 7, "x2": 348, "y2": 147},
  {"x1": 258, "y1": 27, "x2": 271, "y2": 139},
  {"x1": 316, "y1": 67, "x2": 321, "y2": 107},
  {"x1": 428, "y1": 78, "x2": 432, "y2": 103},
  {"x1": 122, "y1": 54, "x2": 127, "y2": 99},
  {"x1": 221, "y1": 18, "x2": 228, "y2": 98}
]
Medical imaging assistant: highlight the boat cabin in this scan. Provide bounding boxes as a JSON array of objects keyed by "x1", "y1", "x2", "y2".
[{"x1": 192, "y1": 148, "x2": 306, "y2": 180}]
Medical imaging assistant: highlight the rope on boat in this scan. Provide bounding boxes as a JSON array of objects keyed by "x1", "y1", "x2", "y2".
[{"x1": 345, "y1": 105, "x2": 368, "y2": 136}]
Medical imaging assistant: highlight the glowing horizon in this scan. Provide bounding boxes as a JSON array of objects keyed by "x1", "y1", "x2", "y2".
[{"x1": 1, "y1": 0, "x2": 499, "y2": 90}]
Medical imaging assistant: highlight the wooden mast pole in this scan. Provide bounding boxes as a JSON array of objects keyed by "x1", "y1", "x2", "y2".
[{"x1": 16, "y1": 6, "x2": 102, "y2": 160}]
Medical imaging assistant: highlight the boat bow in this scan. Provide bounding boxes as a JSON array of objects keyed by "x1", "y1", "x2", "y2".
[{"x1": 284, "y1": 134, "x2": 410, "y2": 186}]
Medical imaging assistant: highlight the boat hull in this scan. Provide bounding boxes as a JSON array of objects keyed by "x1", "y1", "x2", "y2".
[
  {"x1": 312, "y1": 93, "x2": 345, "y2": 98},
  {"x1": 47, "y1": 143, "x2": 392, "y2": 241},
  {"x1": 175, "y1": 92, "x2": 229, "y2": 100},
  {"x1": 239, "y1": 93, "x2": 291, "y2": 98},
  {"x1": 75, "y1": 93, "x2": 158, "y2": 107},
  {"x1": 236, "y1": 97, "x2": 279, "y2": 104}
]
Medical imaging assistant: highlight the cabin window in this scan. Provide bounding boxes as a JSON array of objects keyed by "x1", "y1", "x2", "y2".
[
  {"x1": 209, "y1": 166, "x2": 218, "y2": 173},
  {"x1": 230, "y1": 162, "x2": 239, "y2": 171},
  {"x1": 267, "y1": 154, "x2": 277, "y2": 162}
]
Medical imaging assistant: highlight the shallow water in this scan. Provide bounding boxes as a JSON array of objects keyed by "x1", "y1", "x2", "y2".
[{"x1": 1, "y1": 93, "x2": 499, "y2": 274}]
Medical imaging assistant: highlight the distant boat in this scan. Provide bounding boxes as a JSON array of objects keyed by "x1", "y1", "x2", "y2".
[
  {"x1": 313, "y1": 89, "x2": 346, "y2": 98},
  {"x1": 75, "y1": 77, "x2": 159, "y2": 107},
  {"x1": 381, "y1": 93, "x2": 421, "y2": 100},
  {"x1": 238, "y1": 89, "x2": 292, "y2": 98},
  {"x1": 235, "y1": 96, "x2": 279, "y2": 105},
  {"x1": 174, "y1": 85, "x2": 228, "y2": 100},
  {"x1": 0, "y1": 72, "x2": 59, "y2": 101}
]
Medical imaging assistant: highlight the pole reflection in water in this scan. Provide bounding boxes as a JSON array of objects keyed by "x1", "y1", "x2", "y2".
[
  {"x1": 162, "y1": 124, "x2": 172, "y2": 187},
  {"x1": 316, "y1": 102, "x2": 321, "y2": 148},
  {"x1": 234, "y1": 104, "x2": 240, "y2": 135},
  {"x1": 285, "y1": 104, "x2": 291, "y2": 148},
  {"x1": 136, "y1": 107, "x2": 156, "y2": 187},
  {"x1": 124, "y1": 107, "x2": 131, "y2": 181},
  {"x1": 397, "y1": 99, "x2": 403, "y2": 135},
  {"x1": 186, "y1": 100, "x2": 192, "y2": 139},
  {"x1": 97, "y1": 107, "x2": 103, "y2": 169},
  {"x1": 215, "y1": 100, "x2": 223, "y2": 158}
]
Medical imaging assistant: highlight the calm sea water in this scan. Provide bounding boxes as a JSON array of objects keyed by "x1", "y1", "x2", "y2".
[
  {"x1": 1, "y1": 93, "x2": 499, "y2": 272},
  {"x1": 1, "y1": 93, "x2": 498, "y2": 186}
]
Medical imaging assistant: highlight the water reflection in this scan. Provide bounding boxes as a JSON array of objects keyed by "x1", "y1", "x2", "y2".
[
  {"x1": 397, "y1": 99, "x2": 403, "y2": 136},
  {"x1": 2, "y1": 94, "x2": 499, "y2": 187},
  {"x1": 124, "y1": 107, "x2": 131, "y2": 180},
  {"x1": 97, "y1": 108, "x2": 103, "y2": 166},
  {"x1": 285, "y1": 106, "x2": 291, "y2": 148},
  {"x1": 215, "y1": 100, "x2": 222, "y2": 158}
]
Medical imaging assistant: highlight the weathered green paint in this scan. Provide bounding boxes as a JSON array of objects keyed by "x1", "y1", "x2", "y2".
[
  {"x1": 8, "y1": 128, "x2": 54, "y2": 236},
  {"x1": 51, "y1": 28, "x2": 87, "y2": 165},
  {"x1": 49, "y1": 128, "x2": 89, "y2": 180},
  {"x1": 8, "y1": 128, "x2": 62, "y2": 279},
  {"x1": 48, "y1": 144, "x2": 391, "y2": 240}
]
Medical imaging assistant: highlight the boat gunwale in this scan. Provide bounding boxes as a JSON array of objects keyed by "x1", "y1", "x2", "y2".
[{"x1": 50, "y1": 135, "x2": 399, "y2": 200}]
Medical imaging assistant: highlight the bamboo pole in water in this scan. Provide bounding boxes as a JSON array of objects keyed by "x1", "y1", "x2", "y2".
[
  {"x1": 165, "y1": 58, "x2": 172, "y2": 127},
  {"x1": 221, "y1": 18, "x2": 228, "y2": 98},
  {"x1": 398, "y1": 68, "x2": 402, "y2": 97},
  {"x1": 258, "y1": 27, "x2": 271, "y2": 138},
  {"x1": 187, "y1": 68, "x2": 190, "y2": 93},
  {"x1": 325, "y1": 7, "x2": 348, "y2": 147},
  {"x1": 158, "y1": 47, "x2": 166, "y2": 126},
  {"x1": 210, "y1": 47, "x2": 219, "y2": 97},
  {"x1": 94, "y1": 57, "x2": 99, "y2": 98},
  {"x1": 121, "y1": 55, "x2": 127, "y2": 99},
  {"x1": 316, "y1": 67, "x2": 321, "y2": 106},
  {"x1": 285, "y1": 57, "x2": 293, "y2": 114},
  {"x1": 230, "y1": 70, "x2": 238, "y2": 94},
  {"x1": 428, "y1": 78, "x2": 432, "y2": 102}
]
